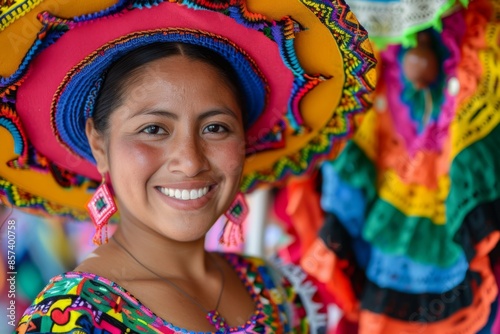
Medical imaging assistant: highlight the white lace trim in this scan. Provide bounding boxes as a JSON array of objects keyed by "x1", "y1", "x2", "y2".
[
  {"x1": 347, "y1": 0, "x2": 456, "y2": 39},
  {"x1": 271, "y1": 258, "x2": 328, "y2": 333}
]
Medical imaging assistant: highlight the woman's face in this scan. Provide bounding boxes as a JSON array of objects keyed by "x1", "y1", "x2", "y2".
[{"x1": 88, "y1": 55, "x2": 245, "y2": 242}]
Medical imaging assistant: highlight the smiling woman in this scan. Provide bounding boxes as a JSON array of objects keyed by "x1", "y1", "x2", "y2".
[{"x1": 2, "y1": 0, "x2": 377, "y2": 333}]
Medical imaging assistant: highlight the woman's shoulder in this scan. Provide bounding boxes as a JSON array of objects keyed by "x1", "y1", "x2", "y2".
[
  {"x1": 30, "y1": 271, "x2": 132, "y2": 303},
  {"x1": 15, "y1": 272, "x2": 144, "y2": 334}
]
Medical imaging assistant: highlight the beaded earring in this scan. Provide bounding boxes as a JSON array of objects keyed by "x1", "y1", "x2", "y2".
[
  {"x1": 220, "y1": 192, "x2": 249, "y2": 246},
  {"x1": 86, "y1": 176, "x2": 117, "y2": 245}
]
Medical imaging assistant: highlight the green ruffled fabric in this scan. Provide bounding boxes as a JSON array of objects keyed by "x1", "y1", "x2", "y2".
[
  {"x1": 447, "y1": 124, "x2": 500, "y2": 238},
  {"x1": 363, "y1": 200, "x2": 462, "y2": 267},
  {"x1": 332, "y1": 140, "x2": 377, "y2": 201},
  {"x1": 332, "y1": 124, "x2": 500, "y2": 267}
]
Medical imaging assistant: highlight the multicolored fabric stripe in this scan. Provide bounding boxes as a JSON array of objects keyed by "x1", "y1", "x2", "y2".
[
  {"x1": 0, "y1": 179, "x2": 87, "y2": 219},
  {"x1": 0, "y1": 0, "x2": 42, "y2": 31}
]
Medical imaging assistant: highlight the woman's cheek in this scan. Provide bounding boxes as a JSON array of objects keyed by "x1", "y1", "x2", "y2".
[
  {"x1": 213, "y1": 140, "x2": 245, "y2": 176},
  {"x1": 113, "y1": 140, "x2": 163, "y2": 173}
]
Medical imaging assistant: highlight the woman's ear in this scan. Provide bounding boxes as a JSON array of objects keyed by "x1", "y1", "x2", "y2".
[{"x1": 85, "y1": 118, "x2": 109, "y2": 174}]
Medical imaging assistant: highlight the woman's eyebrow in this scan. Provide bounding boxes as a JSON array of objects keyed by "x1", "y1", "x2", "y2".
[
  {"x1": 129, "y1": 108, "x2": 238, "y2": 120},
  {"x1": 130, "y1": 109, "x2": 178, "y2": 120},
  {"x1": 198, "y1": 108, "x2": 239, "y2": 121}
]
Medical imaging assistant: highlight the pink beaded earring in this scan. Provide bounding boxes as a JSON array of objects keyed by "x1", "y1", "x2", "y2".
[
  {"x1": 87, "y1": 176, "x2": 117, "y2": 245},
  {"x1": 220, "y1": 193, "x2": 249, "y2": 246}
]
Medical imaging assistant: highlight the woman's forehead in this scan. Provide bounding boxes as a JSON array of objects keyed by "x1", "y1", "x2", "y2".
[
  {"x1": 111, "y1": 57, "x2": 243, "y2": 121},
  {"x1": 127, "y1": 56, "x2": 236, "y2": 91}
]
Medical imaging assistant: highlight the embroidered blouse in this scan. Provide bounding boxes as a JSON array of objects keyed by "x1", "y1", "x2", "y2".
[{"x1": 15, "y1": 253, "x2": 322, "y2": 333}]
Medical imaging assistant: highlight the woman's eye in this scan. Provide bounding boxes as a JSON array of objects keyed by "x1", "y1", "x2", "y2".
[
  {"x1": 142, "y1": 125, "x2": 166, "y2": 135},
  {"x1": 203, "y1": 124, "x2": 227, "y2": 133}
]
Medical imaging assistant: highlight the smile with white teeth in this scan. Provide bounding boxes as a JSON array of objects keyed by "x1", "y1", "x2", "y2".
[{"x1": 158, "y1": 186, "x2": 209, "y2": 200}]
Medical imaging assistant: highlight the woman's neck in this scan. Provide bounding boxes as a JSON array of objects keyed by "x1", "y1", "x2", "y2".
[{"x1": 111, "y1": 222, "x2": 212, "y2": 280}]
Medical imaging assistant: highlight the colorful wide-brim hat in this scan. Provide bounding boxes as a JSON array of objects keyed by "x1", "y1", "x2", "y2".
[{"x1": 0, "y1": 0, "x2": 376, "y2": 219}]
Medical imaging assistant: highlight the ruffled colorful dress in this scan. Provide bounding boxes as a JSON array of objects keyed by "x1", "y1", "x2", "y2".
[
  {"x1": 297, "y1": 0, "x2": 500, "y2": 333},
  {"x1": 15, "y1": 253, "x2": 325, "y2": 334}
]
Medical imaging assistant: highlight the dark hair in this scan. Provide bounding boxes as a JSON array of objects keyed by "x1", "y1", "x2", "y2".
[{"x1": 92, "y1": 42, "x2": 246, "y2": 133}]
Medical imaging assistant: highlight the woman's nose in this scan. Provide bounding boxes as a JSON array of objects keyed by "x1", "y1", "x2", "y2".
[{"x1": 167, "y1": 133, "x2": 209, "y2": 177}]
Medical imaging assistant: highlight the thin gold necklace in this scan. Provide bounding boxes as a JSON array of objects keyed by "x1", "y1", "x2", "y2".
[{"x1": 111, "y1": 237, "x2": 228, "y2": 331}]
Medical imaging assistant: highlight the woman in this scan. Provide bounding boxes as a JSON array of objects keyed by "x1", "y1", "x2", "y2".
[
  {"x1": 18, "y1": 42, "x2": 289, "y2": 333},
  {"x1": 2, "y1": 0, "x2": 377, "y2": 332}
]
